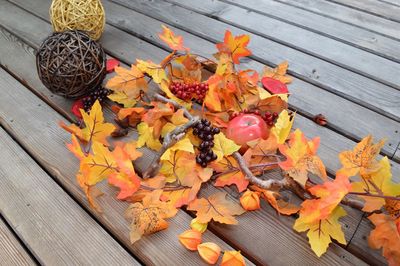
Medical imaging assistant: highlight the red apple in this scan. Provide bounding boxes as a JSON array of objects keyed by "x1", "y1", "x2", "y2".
[{"x1": 226, "y1": 114, "x2": 269, "y2": 146}]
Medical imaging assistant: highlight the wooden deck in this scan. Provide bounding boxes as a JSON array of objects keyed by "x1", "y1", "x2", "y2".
[{"x1": 0, "y1": 0, "x2": 399, "y2": 265}]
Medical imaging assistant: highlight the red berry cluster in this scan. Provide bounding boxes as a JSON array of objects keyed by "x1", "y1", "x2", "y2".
[
  {"x1": 230, "y1": 109, "x2": 279, "y2": 126},
  {"x1": 193, "y1": 119, "x2": 220, "y2": 168},
  {"x1": 169, "y1": 81, "x2": 209, "y2": 102}
]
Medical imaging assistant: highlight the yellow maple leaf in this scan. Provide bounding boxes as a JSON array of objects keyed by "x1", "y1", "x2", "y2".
[
  {"x1": 212, "y1": 132, "x2": 241, "y2": 161},
  {"x1": 262, "y1": 61, "x2": 292, "y2": 84},
  {"x1": 81, "y1": 100, "x2": 116, "y2": 146},
  {"x1": 271, "y1": 110, "x2": 295, "y2": 144},
  {"x1": 81, "y1": 141, "x2": 117, "y2": 185},
  {"x1": 257, "y1": 86, "x2": 289, "y2": 102},
  {"x1": 212, "y1": 156, "x2": 249, "y2": 192},
  {"x1": 137, "y1": 59, "x2": 168, "y2": 84},
  {"x1": 136, "y1": 122, "x2": 162, "y2": 150},
  {"x1": 108, "y1": 91, "x2": 138, "y2": 108},
  {"x1": 160, "y1": 137, "x2": 194, "y2": 160},
  {"x1": 158, "y1": 24, "x2": 188, "y2": 51},
  {"x1": 279, "y1": 129, "x2": 327, "y2": 186},
  {"x1": 294, "y1": 206, "x2": 347, "y2": 257},
  {"x1": 352, "y1": 157, "x2": 400, "y2": 212},
  {"x1": 251, "y1": 185, "x2": 300, "y2": 215},
  {"x1": 187, "y1": 192, "x2": 245, "y2": 224},
  {"x1": 125, "y1": 190, "x2": 178, "y2": 243},
  {"x1": 338, "y1": 135, "x2": 385, "y2": 177}
]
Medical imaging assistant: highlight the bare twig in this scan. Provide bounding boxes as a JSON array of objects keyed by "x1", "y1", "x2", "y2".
[
  {"x1": 142, "y1": 93, "x2": 199, "y2": 178},
  {"x1": 232, "y1": 152, "x2": 288, "y2": 189}
]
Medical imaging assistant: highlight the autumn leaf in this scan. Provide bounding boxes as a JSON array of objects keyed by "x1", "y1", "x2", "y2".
[
  {"x1": 271, "y1": 110, "x2": 295, "y2": 144},
  {"x1": 212, "y1": 132, "x2": 241, "y2": 161},
  {"x1": 108, "y1": 91, "x2": 138, "y2": 108},
  {"x1": 294, "y1": 206, "x2": 347, "y2": 257},
  {"x1": 204, "y1": 75, "x2": 223, "y2": 112},
  {"x1": 67, "y1": 134, "x2": 85, "y2": 160},
  {"x1": 279, "y1": 129, "x2": 327, "y2": 186},
  {"x1": 137, "y1": 59, "x2": 168, "y2": 84},
  {"x1": 261, "y1": 77, "x2": 289, "y2": 94},
  {"x1": 159, "y1": 24, "x2": 188, "y2": 51},
  {"x1": 137, "y1": 122, "x2": 162, "y2": 150},
  {"x1": 188, "y1": 192, "x2": 245, "y2": 224},
  {"x1": 212, "y1": 156, "x2": 249, "y2": 192},
  {"x1": 106, "y1": 58, "x2": 120, "y2": 73},
  {"x1": 162, "y1": 183, "x2": 201, "y2": 208},
  {"x1": 352, "y1": 157, "x2": 400, "y2": 212},
  {"x1": 216, "y1": 30, "x2": 252, "y2": 64},
  {"x1": 368, "y1": 213, "x2": 400, "y2": 266},
  {"x1": 251, "y1": 185, "x2": 300, "y2": 215},
  {"x1": 160, "y1": 137, "x2": 194, "y2": 160},
  {"x1": 262, "y1": 61, "x2": 292, "y2": 84},
  {"x1": 106, "y1": 64, "x2": 147, "y2": 93},
  {"x1": 108, "y1": 143, "x2": 142, "y2": 199},
  {"x1": 81, "y1": 141, "x2": 117, "y2": 185},
  {"x1": 125, "y1": 190, "x2": 178, "y2": 243},
  {"x1": 338, "y1": 135, "x2": 385, "y2": 177},
  {"x1": 116, "y1": 107, "x2": 145, "y2": 127}
]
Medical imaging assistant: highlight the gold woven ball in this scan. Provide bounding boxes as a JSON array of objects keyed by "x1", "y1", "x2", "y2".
[{"x1": 50, "y1": 0, "x2": 105, "y2": 40}]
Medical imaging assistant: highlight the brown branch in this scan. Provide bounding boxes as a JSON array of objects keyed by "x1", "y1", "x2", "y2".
[
  {"x1": 232, "y1": 152, "x2": 288, "y2": 189},
  {"x1": 142, "y1": 93, "x2": 199, "y2": 178}
]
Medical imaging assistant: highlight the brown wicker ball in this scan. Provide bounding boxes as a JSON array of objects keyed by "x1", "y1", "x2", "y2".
[
  {"x1": 50, "y1": 0, "x2": 105, "y2": 40},
  {"x1": 36, "y1": 30, "x2": 106, "y2": 98}
]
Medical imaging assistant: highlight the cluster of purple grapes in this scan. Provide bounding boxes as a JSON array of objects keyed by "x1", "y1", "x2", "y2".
[
  {"x1": 169, "y1": 81, "x2": 208, "y2": 102},
  {"x1": 82, "y1": 87, "x2": 111, "y2": 112},
  {"x1": 193, "y1": 119, "x2": 220, "y2": 167}
]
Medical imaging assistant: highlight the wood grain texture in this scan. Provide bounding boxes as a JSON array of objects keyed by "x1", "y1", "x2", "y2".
[
  {"x1": 102, "y1": 0, "x2": 400, "y2": 122},
  {"x1": 166, "y1": 0, "x2": 400, "y2": 88},
  {"x1": 0, "y1": 4, "x2": 368, "y2": 265},
  {"x1": 0, "y1": 217, "x2": 36, "y2": 266},
  {"x1": 276, "y1": 0, "x2": 400, "y2": 40},
  {"x1": 0, "y1": 128, "x2": 140, "y2": 265},
  {"x1": 328, "y1": 0, "x2": 400, "y2": 22},
  {"x1": 223, "y1": 0, "x2": 400, "y2": 63},
  {"x1": 1, "y1": 0, "x2": 396, "y2": 264}
]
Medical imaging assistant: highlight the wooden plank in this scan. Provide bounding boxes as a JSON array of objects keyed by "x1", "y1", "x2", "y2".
[
  {"x1": 276, "y1": 0, "x2": 400, "y2": 40},
  {"x1": 101, "y1": 0, "x2": 400, "y2": 123},
  {"x1": 1, "y1": 2, "x2": 394, "y2": 265},
  {"x1": 328, "y1": 0, "x2": 400, "y2": 22},
  {"x1": 0, "y1": 217, "x2": 36, "y2": 266},
  {"x1": 0, "y1": 26, "x2": 363, "y2": 266},
  {"x1": 379, "y1": 0, "x2": 400, "y2": 7},
  {"x1": 347, "y1": 218, "x2": 388, "y2": 266},
  {"x1": 0, "y1": 6, "x2": 368, "y2": 266},
  {"x1": 165, "y1": 0, "x2": 400, "y2": 87},
  {"x1": 0, "y1": 129, "x2": 140, "y2": 265},
  {"x1": 222, "y1": 0, "x2": 400, "y2": 63}
]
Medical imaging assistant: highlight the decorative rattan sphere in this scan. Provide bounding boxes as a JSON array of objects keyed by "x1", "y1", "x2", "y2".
[
  {"x1": 36, "y1": 30, "x2": 106, "y2": 98},
  {"x1": 50, "y1": 0, "x2": 105, "y2": 40}
]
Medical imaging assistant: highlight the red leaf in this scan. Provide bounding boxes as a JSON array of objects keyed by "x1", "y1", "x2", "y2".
[
  {"x1": 71, "y1": 99, "x2": 84, "y2": 119},
  {"x1": 106, "y1": 58, "x2": 120, "y2": 73},
  {"x1": 261, "y1": 77, "x2": 289, "y2": 94}
]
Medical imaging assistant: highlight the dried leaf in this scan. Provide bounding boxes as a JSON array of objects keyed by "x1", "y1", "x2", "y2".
[
  {"x1": 216, "y1": 30, "x2": 251, "y2": 64},
  {"x1": 159, "y1": 25, "x2": 188, "y2": 51},
  {"x1": 262, "y1": 61, "x2": 292, "y2": 84},
  {"x1": 212, "y1": 132, "x2": 241, "y2": 161}
]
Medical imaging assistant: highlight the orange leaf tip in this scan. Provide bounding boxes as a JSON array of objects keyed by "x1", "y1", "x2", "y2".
[
  {"x1": 179, "y1": 229, "x2": 202, "y2": 251},
  {"x1": 240, "y1": 190, "x2": 260, "y2": 211},
  {"x1": 221, "y1": 250, "x2": 246, "y2": 266},
  {"x1": 197, "y1": 242, "x2": 221, "y2": 265}
]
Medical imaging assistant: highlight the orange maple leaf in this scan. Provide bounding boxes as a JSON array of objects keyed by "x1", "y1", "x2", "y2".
[
  {"x1": 158, "y1": 25, "x2": 188, "y2": 51},
  {"x1": 125, "y1": 190, "x2": 178, "y2": 243},
  {"x1": 368, "y1": 213, "x2": 400, "y2": 266},
  {"x1": 211, "y1": 156, "x2": 249, "y2": 192},
  {"x1": 187, "y1": 192, "x2": 245, "y2": 224},
  {"x1": 338, "y1": 135, "x2": 385, "y2": 177},
  {"x1": 216, "y1": 30, "x2": 251, "y2": 64},
  {"x1": 251, "y1": 185, "x2": 300, "y2": 215},
  {"x1": 279, "y1": 129, "x2": 327, "y2": 187},
  {"x1": 262, "y1": 61, "x2": 292, "y2": 84}
]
